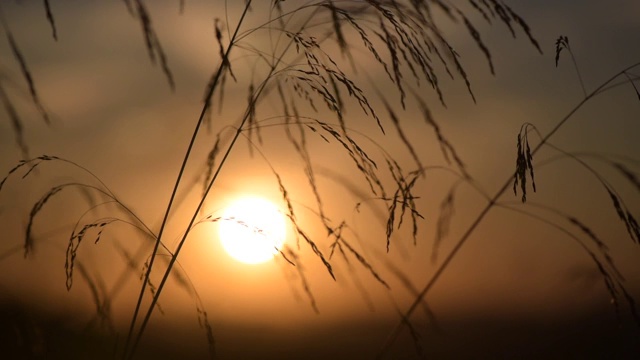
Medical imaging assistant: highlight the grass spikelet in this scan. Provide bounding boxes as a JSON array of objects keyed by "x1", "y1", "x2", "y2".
[
  {"x1": 457, "y1": 9, "x2": 494, "y2": 75},
  {"x1": 285, "y1": 248, "x2": 319, "y2": 313},
  {"x1": 29, "y1": 156, "x2": 63, "y2": 181},
  {"x1": 0, "y1": 161, "x2": 26, "y2": 194},
  {"x1": 592, "y1": 255, "x2": 637, "y2": 326},
  {"x1": 411, "y1": 90, "x2": 468, "y2": 177},
  {"x1": 513, "y1": 123, "x2": 536, "y2": 202},
  {"x1": 432, "y1": 186, "x2": 455, "y2": 263},
  {"x1": 627, "y1": 212, "x2": 640, "y2": 244},
  {"x1": 333, "y1": 243, "x2": 375, "y2": 311},
  {"x1": 326, "y1": 1, "x2": 348, "y2": 55},
  {"x1": 214, "y1": 18, "x2": 236, "y2": 82},
  {"x1": 339, "y1": 237, "x2": 389, "y2": 289},
  {"x1": 538, "y1": 147, "x2": 638, "y2": 245},
  {"x1": 0, "y1": 82, "x2": 29, "y2": 158},
  {"x1": 328, "y1": 75, "x2": 345, "y2": 124},
  {"x1": 581, "y1": 243, "x2": 638, "y2": 326},
  {"x1": 202, "y1": 19, "x2": 231, "y2": 117},
  {"x1": 2, "y1": 21, "x2": 51, "y2": 125},
  {"x1": 290, "y1": 220, "x2": 335, "y2": 280},
  {"x1": 135, "y1": 0, "x2": 155, "y2": 62},
  {"x1": 502, "y1": 203, "x2": 633, "y2": 330},
  {"x1": 132, "y1": 0, "x2": 175, "y2": 90},
  {"x1": 376, "y1": 14, "x2": 406, "y2": 108},
  {"x1": 286, "y1": 29, "x2": 384, "y2": 133},
  {"x1": 380, "y1": 96, "x2": 423, "y2": 172},
  {"x1": 621, "y1": 286, "x2": 640, "y2": 326},
  {"x1": 202, "y1": 133, "x2": 222, "y2": 200},
  {"x1": 278, "y1": 96, "x2": 328, "y2": 225},
  {"x1": 588, "y1": 251, "x2": 621, "y2": 320},
  {"x1": 553, "y1": 35, "x2": 586, "y2": 96},
  {"x1": 386, "y1": 188, "x2": 399, "y2": 252},
  {"x1": 278, "y1": 249, "x2": 296, "y2": 266},
  {"x1": 246, "y1": 83, "x2": 260, "y2": 156},
  {"x1": 469, "y1": 0, "x2": 492, "y2": 22},
  {"x1": 566, "y1": 216, "x2": 609, "y2": 252},
  {"x1": 272, "y1": 167, "x2": 301, "y2": 247},
  {"x1": 566, "y1": 216, "x2": 624, "y2": 280},
  {"x1": 66, "y1": 219, "x2": 116, "y2": 290},
  {"x1": 606, "y1": 188, "x2": 640, "y2": 244},
  {"x1": 0, "y1": 155, "x2": 65, "y2": 195},
  {"x1": 336, "y1": 5, "x2": 392, "y2": 82},
  {"x1": 555, "y1": 35, "x2": 569, "y2": 67},
  {"x1": 311, "y1": 120, "x2": 383, "y2": 197},
  {"x1": 448, "y1": 45, "x2": 475, "y2": 103},
  {"x1": 423, "y1": 34, "x2": 454, "y2": 81},
  {"x1": 139, "y1": 260, "x2": 164, "y2": 315},
  {"x1": 501, "y1": 2, "x2": 542, "y2": 53},
  {"x1": 196, "y1": 307, "x2": 216, "y2": 359},
  {"x1": 273, "y1": 171, "x2": 296, "y2": 223},
  {"x1": 384, "y1": 159, "x2": 424, "y2": 251},
  {"x1": 43, "y1": 0, "x2": 57, "y2": 40},
  {"x1": 394, "y1": 164, "x2": 423, "y2": 238},
  {"x1": 26, "y1": 185, "x2": 64, "y2": 257},
  {"x1": 289, "y1": 75, "x2": 318, "y2": 112}
]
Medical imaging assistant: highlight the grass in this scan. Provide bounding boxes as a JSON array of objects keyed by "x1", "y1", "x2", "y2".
[{"x1": 1, "y1": 1, "x2": 639, "y2": 358}]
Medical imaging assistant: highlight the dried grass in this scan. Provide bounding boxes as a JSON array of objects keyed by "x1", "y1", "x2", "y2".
[
  {"x1": 513, "y1": 123, "x2": 536, "y2": 202},
  {"x1": 0, "y1": 82, "x2": 28, "y2": 158},
  {"x1": 43, "y1": 0, "x2": 57, "y2": 40},
  {"x1": 284, "y1": 246, "x2": 320, "y2": 313},
  {"x1": 537, "y1": 142, "x2": 640, "y2": 246},
  {"x1": 130, "y1": 0, "x2": 175, "y2": 90},
  {"x1": 500, "y1": 201, "x2": 639, "y2": 326},
  {"x1": 1, "y1": 17, "x2": 51, "y2": 125},
  {"x1": 555, "y1": 35, "x2": 586, "y2": 96},
  {"x1": 384, "y1": 159, "x2": 424, "y2": 250},
  {"x1": 379, "y1": 53, "x2": 640, "y2": 358},
  {"x1": 431, "y1": 184, "x2": 456, "y2": 263},
  {"x1": 2, "y1": 1, "x2": 639, "y2": 359}
]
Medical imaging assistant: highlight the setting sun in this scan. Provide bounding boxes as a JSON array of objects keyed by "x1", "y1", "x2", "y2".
[{"x1": 218, "y1": 197, "x2": 287, "y2": 264}]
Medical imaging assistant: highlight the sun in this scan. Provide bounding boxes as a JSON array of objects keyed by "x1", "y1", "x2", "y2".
[{"x1": 218, "y1": 197, "x2": 287, "y2": 264}]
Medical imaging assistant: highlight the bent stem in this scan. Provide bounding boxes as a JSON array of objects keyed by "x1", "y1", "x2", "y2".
[
  {"x1": 122, "y1": 1, "x2": 254, "y2": 358},
  {"x1": 377, "y1": 61, "x2": 640, "y2": 358}
]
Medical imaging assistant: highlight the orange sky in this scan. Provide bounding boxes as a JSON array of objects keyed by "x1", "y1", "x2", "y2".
[{"x1": 1, "y1": 1, "x2": 639, "y2": 358}]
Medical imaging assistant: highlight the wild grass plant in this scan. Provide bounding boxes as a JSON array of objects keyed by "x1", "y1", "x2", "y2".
[{"x1": 0, "y1": 1, "x2": 639, "y2": 358}]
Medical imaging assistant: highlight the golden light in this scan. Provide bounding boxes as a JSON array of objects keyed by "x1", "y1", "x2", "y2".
[{"x1": 218, "y1": 197, "x2": 287, "y2": 264}]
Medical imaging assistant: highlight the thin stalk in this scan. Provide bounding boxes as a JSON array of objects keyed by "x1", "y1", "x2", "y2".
[
  {"x1": 122, "y1": 2, "x2": 254, "y2": 358},
  {"x1": 377, "y1": 61, "x2": 640, "y2": 358},
  {"x1": 126, "y1": 4, "x2": 323, "y2": 358}
]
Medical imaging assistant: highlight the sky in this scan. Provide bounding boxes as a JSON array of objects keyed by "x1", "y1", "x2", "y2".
[{"x1": 1, "y1": 1, "x2": 639, "y2": 359}]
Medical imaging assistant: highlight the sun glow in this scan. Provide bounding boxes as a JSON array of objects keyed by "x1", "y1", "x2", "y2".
[{"x1": 218, "y1": 197, "x2": 287, "y2": 264}]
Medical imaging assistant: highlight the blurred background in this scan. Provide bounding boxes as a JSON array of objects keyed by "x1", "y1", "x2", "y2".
[{"x1": 0, "y1": 1, "x2": 639, "y2": 358}]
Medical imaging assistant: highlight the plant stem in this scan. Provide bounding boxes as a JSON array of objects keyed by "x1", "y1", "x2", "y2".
[
  {"x1": 125, "y1": 4, "x2": 324, "y2": 357},
  {"x1": 376, "y1": 61, "x2": 640, "y2": 358},
  {"x1": 122, "y1": 2, "x2": 254, "y2": 358}
]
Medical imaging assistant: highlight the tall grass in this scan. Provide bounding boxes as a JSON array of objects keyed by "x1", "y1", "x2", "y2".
[{"x1": 1, "y1": 1, "x2": 639, "y2": 358}]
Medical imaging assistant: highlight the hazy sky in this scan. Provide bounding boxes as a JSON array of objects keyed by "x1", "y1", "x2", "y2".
[{"x1": 1, "y1": 1, "x2": 639, "y2": 358}]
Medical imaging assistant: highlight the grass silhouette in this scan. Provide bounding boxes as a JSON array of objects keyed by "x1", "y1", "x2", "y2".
[{"x1": 1, "y1": 1, "x2": 639, "y2": 358}]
